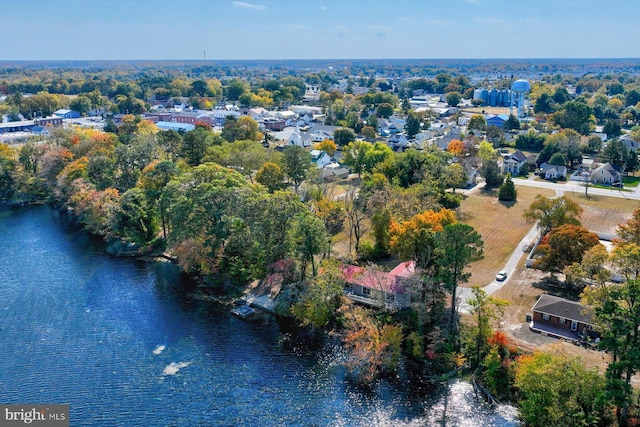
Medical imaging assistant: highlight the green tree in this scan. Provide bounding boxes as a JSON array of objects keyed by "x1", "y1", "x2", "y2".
[
  {"x1": 282, "y1": 145, "x2": 311, "y2": 193},
  {"x1": 291, "y1": 259, "x2": 345, "y2": 330},
  {"x1": 225, "y1": 79, "x2": 247, "y2": 101},
  {"x1": 333, "y1": 127, "x2": 357, "y2": 147},
  {"x1": 523, "y1": 194, "x2": 583, "y2": 232},
  {"x1": 467, "y1": 114, "x2": 486, "y2": 132},
  {"x1": 111, "y1": 187, "x2": 158, "y2": 244},
  {"x1": 435, "y1": 223, "x2": 484, "y2": 337},
  {"x1": 593, "y1": 280, "x2": 640, "y2": 425},
  {"x1": 182, "y1": 126, "x2": 213, "y2": 166},
  {"x1": 515, "y1": 129, "x2": 546, "y2": 151},
  {"x1": 550, "y1": 100, "x2": 595, "y2": 135},
  {"x1": 404, "y1": 112, "x2": 420, "y2": 138},
  {"x1": 548, "y1": 152, "x2": 566, "y2": 166},
  {"x1": 157, "y1": 129, "x2": 183, "y2": 161},
  {"x1": 601, "y1": 138, "x2": 627, "y2": 167},
  {"x1": 69, "y1": 95, "x2": 92, "y2": 115},
  {"x1": 503, "y1": 114, "x2": 520, "y2": 131},
  {"x1": 220, "y1": 115, "x2": 261, "y2": 142},
  {"x1": 514, "y1": 351, "x2": 611, "y2": 427},
  {"x1": 603, "y1": 119, "x2": 622, "y2": 139},
  {"x1": 480, "y1": 159, "x2": 502, "y2": 189},
  {"x1": 287, "y1": 212, "x2": 329, "y2": 278},
  {"x1": 256, "y1": 162, "x2": 284, "y2": 193},
  {"x1": 375, "y1": 102, "x2": 394, "y2": 118},
  {"x1": 205, "y1": 139, "x2": 268, "y2": 182},
  {"x1": 445, "y1": 91, "x2": 461, "y2": 107},
  {"x1": 534, "y1": 92, "x2": 555, "y2": 114},
  {"x1": 467, "y1": 286, "x2": 508, "y2": 368},
  {"x1": 444, "y1": 162, "x2": 467, "y2": 192},
  {"x1": 498, "y1": 172, "x2": 517, "y2": 201},
  {"x1": 342, "y1": 140, "x2": 371, "y2": 176}
]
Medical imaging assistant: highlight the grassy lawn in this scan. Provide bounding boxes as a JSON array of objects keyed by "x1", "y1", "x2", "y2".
[
  {"x1": 568, "y1": 193, "x2": 639, "y2": 234},
  {"x1": 623, "y1": 175, "x2": 640, "y2": 188},
  {"x1": 458, "y1": 186, "x2": 555, "y2": 287}
]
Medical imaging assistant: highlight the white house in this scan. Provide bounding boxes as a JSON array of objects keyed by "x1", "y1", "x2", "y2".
[
  {"x1": 310, "y1": 150, "x2": 332, "y2": 169},
  {"x1": 540, "y1": 163, "x2": 567, "y2": 180},
  {"x1": 501, "y1": 150, "x2": 528, "y2": 175}
]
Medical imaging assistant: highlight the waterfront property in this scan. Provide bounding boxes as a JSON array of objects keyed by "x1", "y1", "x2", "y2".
[
  {"x1": 529, "y1": 294, "x2": 597, "y2": 341},
  {"x1": 342, "y1": 261, "x2": 416, "y2": 309}
]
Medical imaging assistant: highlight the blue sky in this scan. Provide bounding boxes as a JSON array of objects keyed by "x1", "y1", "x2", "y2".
[{"x1": 0, "y1": 0, "x2": 638, "y2": 60}]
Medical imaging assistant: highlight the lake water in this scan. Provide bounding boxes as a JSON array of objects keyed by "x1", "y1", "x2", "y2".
[{"x1": 0, "y1": 205, "x2": 519, "y2": 426}]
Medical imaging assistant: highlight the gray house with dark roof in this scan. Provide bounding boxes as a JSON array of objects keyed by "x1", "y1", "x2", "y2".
[
  {"x1": 590, "y1": 162, "x2": 622, "y2": 185},
  {"x1": 530, "y1": 294, "x2": 596, "y2": 341}
]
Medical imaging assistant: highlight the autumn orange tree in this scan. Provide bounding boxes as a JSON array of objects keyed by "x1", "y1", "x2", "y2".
[
  {"x1": 389, "y1": 208, "x2": 456, "y2": 269},
  {"x1": 446, "y1": 139, "x2": 464, "y2": 157},
  {"x1": 534, "y1": 224, "x2": 600, "y2": 273},
  {"x1": 341, "y1": 304, "x2": 403, "y2": 384}
]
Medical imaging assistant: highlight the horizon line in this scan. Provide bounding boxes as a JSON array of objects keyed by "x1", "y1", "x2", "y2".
[{"x1": 2, "y1": 57, "x2": 640, "y2": 62}]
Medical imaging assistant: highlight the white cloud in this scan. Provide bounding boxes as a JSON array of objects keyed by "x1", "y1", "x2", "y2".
[
  {"x1": 232, "y1": 1, "x2": 266, "y2": 11},
  {"x1": 398, "y1": 17, "x2": 410, "y2": 23},
  {"x1": 321, "y1": 5, "x2": 328, "y2": 11},
  {"x1": 466, "y1": 0, "x2": 480, "y2": 3}
]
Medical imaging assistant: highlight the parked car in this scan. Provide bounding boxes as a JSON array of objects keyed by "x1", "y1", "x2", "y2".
[{"x1": 496, "y1": 271, "x2": 507, "y2": 281}]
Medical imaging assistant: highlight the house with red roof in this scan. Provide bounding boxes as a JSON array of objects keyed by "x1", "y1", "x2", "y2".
[{"x1": 342, "y1": 261, "x2": 416, "y2": 310}]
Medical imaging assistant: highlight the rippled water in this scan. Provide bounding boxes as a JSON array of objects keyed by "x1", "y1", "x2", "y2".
[{"x1": 0, "y1": 205, "x2": 519, "y2": 426}]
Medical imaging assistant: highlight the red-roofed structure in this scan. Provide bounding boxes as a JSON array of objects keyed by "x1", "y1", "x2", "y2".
[{"x1": 342, "y1": 261, "x2": 416, "y2": 309}]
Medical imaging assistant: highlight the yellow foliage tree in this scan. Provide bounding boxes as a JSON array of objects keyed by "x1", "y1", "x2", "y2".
[{"x1": 389, "y1": 208, "x2": 457, "y2": 268}]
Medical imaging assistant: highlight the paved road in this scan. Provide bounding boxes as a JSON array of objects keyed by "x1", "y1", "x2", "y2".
[
  {"x1": 513, "y1": 175, "x2": 640, "y2": 200},
  {"x1": 458, "y1": 222, "x2": 540, "y2": 314}
]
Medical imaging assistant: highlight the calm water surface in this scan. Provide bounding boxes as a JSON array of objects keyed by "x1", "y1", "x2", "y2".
[{"x1": 0, "y1": 205, "x2": 519, "y2": 426}]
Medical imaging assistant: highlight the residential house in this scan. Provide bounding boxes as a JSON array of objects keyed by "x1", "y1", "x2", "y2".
[
  {"x1": 501, "y1": 150, "x2": 528, "y2": 175},
  {"x1": 310, "y1": 150, "x2": 332, "y2": 169},
  {"x1": 590, "y1": 162, "x2": 621, "y2": 184},
  {"x1": 464, "y1": 163, "x2": 479, "y2": 187},
  {"x1": 539, "y1": 162, "x2": 567, "y2": 180},
  {"x1": 620, "y1": 133, "x2": 640, "y2": 152},
  {"x1": 388, "y1": 133, "x2": 409, "y2": 151},
  {"x1": 320, "y1": 165, "x2": 350, "y2": 181},
  {"x1": 307, "y1": 124, "x2": 338, "y2": 142},
  {"x1": 342, "y1": 261, "x2": 416, "y2": 309},
  {"x1": 530, "y1": 294, "x2": 597, "y2": 341},
  {"x1": 31, "y1": 126, "x2": 50, "y2": 137}
]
